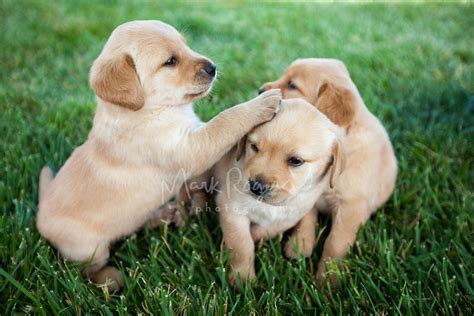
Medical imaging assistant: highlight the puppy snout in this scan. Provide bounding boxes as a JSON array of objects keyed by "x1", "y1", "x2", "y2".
[
  {"x1": 258, "y1": 87, "x2": 267, "y2": 95},
  {"x1": 203, "y1": 62, "x2": 217, "y2": 78},
  {"x1": 249, "y1": 179, "x2": 270, "y2": 196}
]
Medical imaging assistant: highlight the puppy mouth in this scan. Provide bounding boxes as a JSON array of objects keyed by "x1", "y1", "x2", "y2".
[
  {"x1": 186, "y1": 83, "x2": 213, "y2": 99},
  {"x1": 247, "y1": 190, "x2": 288, "y2": 206},
  {"x1": 187, "y1": 89, "x2": 208, "y2": 98}
]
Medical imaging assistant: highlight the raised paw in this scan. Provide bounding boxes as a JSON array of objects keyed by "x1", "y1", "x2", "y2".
[{"x1": 251, "y1": 88, "x2": 281, "y2": 122}]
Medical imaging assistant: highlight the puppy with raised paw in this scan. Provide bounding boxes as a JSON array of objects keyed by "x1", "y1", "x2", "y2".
[{"x1": 36, "y1": 20, "x2": 280, "y2": 291}]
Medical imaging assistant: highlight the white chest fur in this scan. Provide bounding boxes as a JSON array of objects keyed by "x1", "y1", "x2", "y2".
[{"x1": 224, "y1": 186, "x2": 318, "y2": 228}]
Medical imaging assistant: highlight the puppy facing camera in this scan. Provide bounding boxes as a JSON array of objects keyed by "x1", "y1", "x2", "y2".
[
  {"x1": 218, "y1": 58, "x2": 397, "y2": 287},
  {"x1": 216, "y1": 98, "x2": 345, "y2": 286}
]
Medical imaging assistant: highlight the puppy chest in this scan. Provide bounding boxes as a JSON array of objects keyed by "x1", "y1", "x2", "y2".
[{"x1": 246, "y1": 203, "x2": 306, "y2": 227}]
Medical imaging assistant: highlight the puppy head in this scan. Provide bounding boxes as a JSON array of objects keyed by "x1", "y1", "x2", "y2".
[
  {"x1": 236, "y1": 99, "x2": 345, "y2": 205},
  {"x1": 259, "y1": 58, "x2": 359, "y2": 127},
  {"x1": 89, "y1": 20, "x2": 216, "y2": 110}
]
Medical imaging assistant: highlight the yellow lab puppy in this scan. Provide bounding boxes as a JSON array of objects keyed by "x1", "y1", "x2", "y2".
[
  {"x1": 36, "y1": 20, "x2": 281, "y2": 291},
  {"x1": 216, "y1": 99, "x2": 346, "y2": 285},
  {"x1": 259, "y1": 58, "x2": 397, "y2": 285}
]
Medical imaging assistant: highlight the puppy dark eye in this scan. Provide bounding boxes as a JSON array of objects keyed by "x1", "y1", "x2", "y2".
[
  {"x1": 288, "y1": 157, "x2": 304, "y2": 167},
  {"x1": 164, "y1": 56, "x2": 178, "y2": 66},
  {"x1": 287, "y1": 81, "x2": 297, "y2": 90},
  {"x1": 250, "y1": 144, "x2": 259, "y2": 152}
]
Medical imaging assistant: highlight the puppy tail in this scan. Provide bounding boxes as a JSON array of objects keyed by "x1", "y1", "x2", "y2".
[{"x1": 38, "y1": 166, "x2": 54, "y2": 202}]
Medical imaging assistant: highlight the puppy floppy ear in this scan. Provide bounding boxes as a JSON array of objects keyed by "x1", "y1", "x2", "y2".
[
  {"x1": 89, "y1": 53, "x2": 145, "y2": 111},
  {"x1": 329, "y1": 139, "x2": 346, "y2": 189},
  {"x1": 315, "y1": 82, "x2": 356, "y2": 127},
  {"x1": 235, "y1": 135, "x2": 248, "y2": 162}
]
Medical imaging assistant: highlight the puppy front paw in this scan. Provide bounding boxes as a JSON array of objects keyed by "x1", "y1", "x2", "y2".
[
  {"x1": 228, "y1": 264, "x2": 256, "y2": 288},
  {"x1": 284, "y1": 237, "x2": 314, "y2": 259},
  {"x1": 315, "y1": 259, "x2": 340, "y2": 289},
  {"x1": 250, "y1": 88, "x2": 281, "y2": 122}
]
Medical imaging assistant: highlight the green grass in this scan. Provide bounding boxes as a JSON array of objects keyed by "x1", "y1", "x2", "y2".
[{"x1": 1, "y1": 0, "x2": 473, "y2": 314}]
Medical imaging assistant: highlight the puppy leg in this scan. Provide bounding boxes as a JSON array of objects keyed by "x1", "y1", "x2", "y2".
[
  {"x1": 90, "y1": 266, "x2": 123, "y2": 292},
  {"x1": 42, "y1": 218, "x2": 123, "y2": 291},
  {"x1": 175, "y1": 182, "x2": 192, "y2": 217},
  {"x1": 285, "y1": 208, "x2": 317, "y2": 259},
  {"x1": 146, "y1": 201, "x2": 183, "y2": 228},
  {"x1": 175, "y1": 183, "x2": 209, "y2": 215},
  {"x1": 80, "y1": 243, "x2": 123, "y2": 292},
  {"x1": 149, "y1": 171, "x2": 212, "y2": 228},
  {"x1": 186, "y1": 171, "x2": 212, "y2": 214},
  {"x1": 251, "y1": 220, "x2": 299, "y2": 242},
  {"x1": 220, "y1": 210, "x2": 255, "y2": 286},
  {"x1": 190, "y1": 190, "x2": 209, "y2": 213},
  {"x1": 316, "y1": 200, "x2": 370, "y2": 287}
]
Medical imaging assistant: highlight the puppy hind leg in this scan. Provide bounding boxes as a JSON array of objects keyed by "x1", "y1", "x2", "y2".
[
  {"x1": 190, "y1": 190, "x2": 209, "y2": 214},
  {"x1": 148, "y1": 173, "x2": 211, "y2": 228},
  {"x1": 176, "y1": 182, "x2": 192, "y2": 216},
  {"x1": 81, "y1": 243, "x2": 124, "y2": 292},
  {"x1": 90, "y1": 266, "x2": 123, "y2": 293},
  {"x1": 174, "y1": 171, "x2": 212, "y2": 216},
  {"x1": 188, "y1": 171, "x2": 212, "y2": 214}
]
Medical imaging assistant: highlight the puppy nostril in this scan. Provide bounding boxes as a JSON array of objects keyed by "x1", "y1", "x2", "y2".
[
  {"x1": 203, "y1": 63, "x2": 216, "y2": 77},
  {"x1": 249, "y1": 179, "x2": 270, "y2": 196},
  {"x1": 258, "y1": 88, "x2": 266, "y2": 95}
]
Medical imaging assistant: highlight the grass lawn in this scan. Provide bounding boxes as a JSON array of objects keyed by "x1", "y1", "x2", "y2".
[{"x1": 1, "y1": 0, "x2": 473, "y2": 314}]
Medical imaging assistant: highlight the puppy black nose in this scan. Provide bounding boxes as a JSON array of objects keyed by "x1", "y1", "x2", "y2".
[
  {"x1": 249, "y1": 179, "x2": 270, "y2": 196},
  {"x1": 203, "y1": 63, "x2": 216, "y2": 77},
  {"x1": 258, "y1": 88, "x2": 266, "y2": 95}
]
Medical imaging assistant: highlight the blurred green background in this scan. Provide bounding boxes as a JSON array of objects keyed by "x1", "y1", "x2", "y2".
[{"x1": 1, "y1": 0, "x2": 472, "y2": 314}]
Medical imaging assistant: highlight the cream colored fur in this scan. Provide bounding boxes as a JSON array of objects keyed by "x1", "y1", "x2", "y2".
[
  {"x1": 216, "y1": 99, "x2": 345, "y2": 285},
  {"x1": 36, "y1": 20, "x2": 281, "y2": 291},
  {"x1": 216, "y1": 58, "x2": 397, "y2": 287}
]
